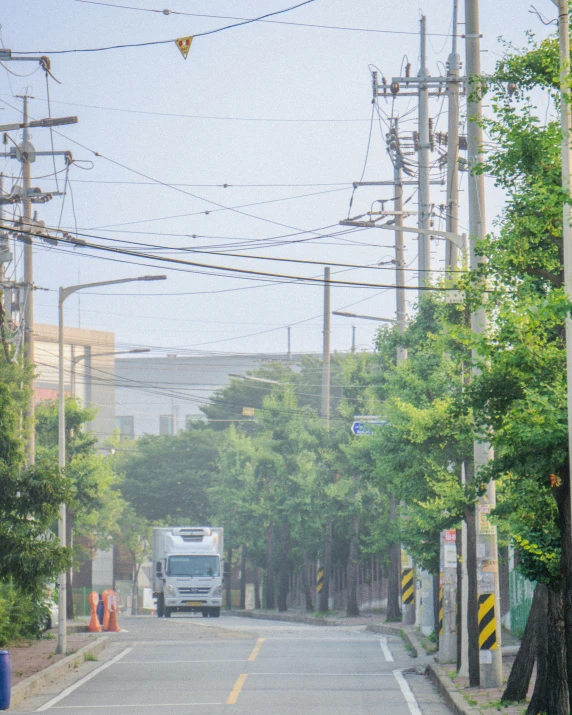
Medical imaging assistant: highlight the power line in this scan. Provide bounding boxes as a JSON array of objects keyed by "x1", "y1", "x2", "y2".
[
  {"x1": 5, "y1": 221, "x2": 460, "y2": 290},
  {"x1": 70, "y1": 0, "x2": 460, "y2": 39},
  {"x1": 13, "y1": 0, "x2": 317, "y2": 54},
  {"x1": 3, "y1": 95, "x2": 369, "y2": 124}
]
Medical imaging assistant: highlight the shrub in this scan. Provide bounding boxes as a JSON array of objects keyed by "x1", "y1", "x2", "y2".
[{"x1": 0, "y1": 581, "x2": 51, "y2": 646}]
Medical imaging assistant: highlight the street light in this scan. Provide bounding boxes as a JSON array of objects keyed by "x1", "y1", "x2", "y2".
[
  {"x1": 332, "y1": 310, "x2": 396, "y2": 324},
  {"x1": 56, "y1": 275, "x2": 166, "y2": 654}
]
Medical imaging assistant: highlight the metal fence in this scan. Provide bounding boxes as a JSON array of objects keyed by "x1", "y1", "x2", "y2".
[{"x1": 508, "y1": 570, "x2": 535, "y2": 637}]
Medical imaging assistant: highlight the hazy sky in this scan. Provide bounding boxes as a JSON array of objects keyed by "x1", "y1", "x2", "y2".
[{"x1": 0, "y1": 1, "x2": 555, "y2": 357}]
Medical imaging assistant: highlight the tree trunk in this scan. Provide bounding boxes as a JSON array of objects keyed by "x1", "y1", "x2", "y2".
[
  {"x1": 346, "y1": 499, "x2": 360, "y2": 617},
  {"x1": 225, "y1": 547, "x2": 232, "y2": 611},
  {"x1": 131, "y1": 562, "x2": 140, "y2": 616},
  {"x1": 456, "y1": 527, "x2": 463, "y2": 671},
  {"x1": 300, "y1": 548, "x2": 314, "y2": 612},
  {"x1": 387, "y1": 494, "x2": 402, "y2": 622},
  {"x1": 66, "y1": 507, "x2": 74, "y2": 621},
  {"x1": 239, "y1": 544, "x2": 247, "y2": 610},
  {"x1": 266, "y1": 525, "x2": 276, "y2": 610},
  {"x1": 433, "y1": 569, "x2": 440, "y2": 633},
  {"x1": 254, "y1": 567, "x2": 261, "y2": 609},
  {"x1": 526, "y1": 585, "x2": 568, "y2": 715},
  {"x1": 556, "y1": 473, "x2": 572, "y2": 706},
  {"x1": 502, "y1": 582, "x2": 546, "y2": 703},
  {"x1": 278, "y1": 521, "x2": 289, "y2": 612},
  {"x1": 319, "y1": 517, "x2": 333, "y2": 612},
  {"x1": 464, "y1": 504, "x2": 480, "y2": 686}
]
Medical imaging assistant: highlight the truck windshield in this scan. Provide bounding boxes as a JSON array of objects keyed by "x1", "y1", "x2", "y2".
[{"x1": 168, "y1": 555, "x2": 220, "y2": 577}]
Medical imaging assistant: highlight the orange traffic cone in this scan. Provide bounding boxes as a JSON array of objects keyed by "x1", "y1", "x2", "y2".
[
  {"x1": 88, "y1": 591, "x2": 101, "y2": 633},
  {"x1": 106, "y1": 604, "x2": 121, "y2": 632}
]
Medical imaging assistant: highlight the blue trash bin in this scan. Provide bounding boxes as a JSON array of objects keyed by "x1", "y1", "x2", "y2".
[{"x1": 0, "y1": 650, "x2": 10, "y2": 710}]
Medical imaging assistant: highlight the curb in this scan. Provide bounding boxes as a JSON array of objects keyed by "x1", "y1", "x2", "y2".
[
  {"x1": 10, "y1": 635, "x2": 110, "y2": 708},
  {"x1": 366, "y1": 623, "x2": 419, "y2": 658},
  {"x1": 367, "y1": 622, "x2": 481, "y2": 715},
  {"x1": 229, "y1": 610, "x2": 340, "y2": 626},
  {"x1": 427, "y1": 661, "x2": 482, "y2": 715}
]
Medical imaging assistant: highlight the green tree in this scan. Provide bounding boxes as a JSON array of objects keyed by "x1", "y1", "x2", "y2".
[{"x1": 119, "y1": 422, "x2": 220, "y2": 523}]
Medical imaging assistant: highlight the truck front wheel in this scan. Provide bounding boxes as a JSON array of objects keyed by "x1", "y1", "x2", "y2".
[
  {"x1": 156, "y1": 594, "x2": 164, "y2": 618},
  {"x1": 210, "y1": 607, "x2": 221, "y2": 618},
  {"x1": 164, "y1": 607, "x2": 172, "y2": 618}
]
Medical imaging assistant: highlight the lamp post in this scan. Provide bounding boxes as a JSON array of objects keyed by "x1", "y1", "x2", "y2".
[{"x1": 56, "y1": 275, "x2": 166, "y2": 655}]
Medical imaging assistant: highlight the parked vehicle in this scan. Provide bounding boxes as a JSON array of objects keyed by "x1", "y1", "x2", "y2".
[{"x1": 152, "y1": 526, "x2": 224, "y2": 618}]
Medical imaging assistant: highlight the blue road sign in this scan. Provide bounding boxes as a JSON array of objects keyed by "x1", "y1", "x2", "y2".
[{"x1": 351, "y1": 421, "x2": 381, "y2": 436}]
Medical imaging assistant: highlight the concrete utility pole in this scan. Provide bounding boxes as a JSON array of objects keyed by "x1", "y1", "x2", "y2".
[
  {"x1": 446, "y1": 0, "x2": 461, "y2": 273},
  {"x1": 319, "y1": 267, "x2": 332, "y2": 613},
  {"x1": 465, "y1": 0, "x2": 502, "y2": 688},
  {"x1": 321, "y1": 267, "x2": 331, "y2": 425},
  {"x1": 440, "y1": 0, "x2": 461, "y2": 665},
  {"x1": 418, "y1": 16, "x2": 432, "y2": 288},
  {"x1": 20, "y1": 95, "x2": 35, "y2": 465},
  {"x1": 390, "y1": 122, "x2": 408, "y2": 364},
  {"x1": 287, "y1": 326, "x2": 291, "y2": 361},
  {"x1": 0, "y1": 95, "x2": 78, "y2": 465}
]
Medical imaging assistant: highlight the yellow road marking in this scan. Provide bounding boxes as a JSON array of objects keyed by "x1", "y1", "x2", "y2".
[
  {"x1": 226, "y1": 673, "x2": 248, "y2": 705},
  {"x1": 248, "y1": 637, "x2": 265, "y2": 662}
]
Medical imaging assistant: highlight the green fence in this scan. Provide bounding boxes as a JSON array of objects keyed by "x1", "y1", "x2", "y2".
[
  {"x1": 509, "y1": 570, "x2": 535, "y2": 637},
  {"x1": 72, "y1": 588, "x2": 92, "y2": 617}
]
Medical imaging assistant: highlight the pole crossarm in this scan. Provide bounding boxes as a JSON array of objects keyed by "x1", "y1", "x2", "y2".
[
  {"x1": 339, "y1": 219, "x2": 467, "y2": 251},
  {"x1": 0, "y1": 117, "x2": 78, "y2": 132}
]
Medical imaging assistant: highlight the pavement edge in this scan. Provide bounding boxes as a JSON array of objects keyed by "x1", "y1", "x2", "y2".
[
  {"x1": 367, "y1": 623, "x2": 481, "y2": 715},
  {"x1": 10, "y1": 635, "x2": 110, "y2": 708}
]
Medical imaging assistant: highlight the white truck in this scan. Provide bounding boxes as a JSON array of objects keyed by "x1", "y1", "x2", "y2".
[{"x1": 152, "y1": 526, "x2": 224, "y2": 618}]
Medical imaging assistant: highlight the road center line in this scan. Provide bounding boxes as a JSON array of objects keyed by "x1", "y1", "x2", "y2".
[
  {"x1": 380, "y1": 637, "x2": 394, "y2": 662},
  {"x1": 226, "y1": 673, "x2": 248, "y2": 705},
  {"x1": 392, "y1": 670, "x2": 423, "y2": 715},
  {"x1": 36, "y1": 648, "x2": 134, "y2": 712},
  {"x1": 248, "y1": 637, "x2": 265, "y2": 662}
]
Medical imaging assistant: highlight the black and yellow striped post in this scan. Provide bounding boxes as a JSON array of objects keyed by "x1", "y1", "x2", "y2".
[
  {"x1": 439, "y1": 587, "x2": 444, "y2": 635},
  {"x1": 478, "y1": 593, "x2": 498, "y2": 651},
  {"x1": 316, "y1": 566, "x2": 324, "y2": 597},
  {"x1": 401, "y1": 567, "x2": 414, "y2": 606}
]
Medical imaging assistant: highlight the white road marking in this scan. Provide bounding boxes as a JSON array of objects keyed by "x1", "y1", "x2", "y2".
[
  {"x1": 380, "y1": 637, "x2": 394, "y2": 662},
  {"x1": 48, "y1": 704, "x2": 222, "y2": 710},
  {"x1": 393, "y1": 670, "x2": 423, "y2": 715},
  {"x1": 36, "y1": 648, "x2": 133, "y2": 712},
  {"x1": 119, "y1": 659, "x2": 245, "y2": 664}
]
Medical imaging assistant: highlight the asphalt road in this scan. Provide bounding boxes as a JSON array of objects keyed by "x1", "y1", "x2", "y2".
[{"x1": 14, "y1": 615, "x2": 454, "y2": 714}]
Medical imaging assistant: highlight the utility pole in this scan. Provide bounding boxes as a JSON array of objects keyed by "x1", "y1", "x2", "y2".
[
  {"x1": 20, "y1": 95, "x2": 35, "y2": 465},
  {"x1": 446, "y1": 0, "x2": 461, "y2": 273},
  {"x1": 465, "y1": 0, "x2": 502, "y2": 688},
  {"x1": 351, "y1": 325, "x2": 356, "y2": 353},
  {"x1": 440, "y1": 0, "x2": 461, "y2": 666},
  {"x1": 287, "y1": 326, "x2": 291, "y2": 361},
  {"x1": 0, "y1": 96, "x2": 77, "y2": 466},
  {"x1": 319, "y1": 267, "x2": 332, "y2": 612},
  {"x1": 321, "y1": 267, "x2": 331, "y2": 425},
  {"x1": 418, "y1": 16, "x2": 432, "y2": 288}
]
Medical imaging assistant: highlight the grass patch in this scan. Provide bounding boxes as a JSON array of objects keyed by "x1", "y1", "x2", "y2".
[
  {"x1": 84, "y1": 652, "x2": 98, "y2": 662},
  {"x1": 400, "y1": 630, "x2": 417, "y2": 658}
]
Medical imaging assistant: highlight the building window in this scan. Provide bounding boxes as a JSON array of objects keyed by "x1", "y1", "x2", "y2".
[
  {"x1": 159, "y1": 414, "x2": 174, "y2": 436},
  {"x1": 115, "y1": 415, "x2": 134, "y2": 439}
]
